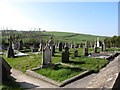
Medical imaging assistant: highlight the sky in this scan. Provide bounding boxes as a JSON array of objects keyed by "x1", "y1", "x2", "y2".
[{"x1": 0, "y1": 0, "x2": 118, "y2": 36}]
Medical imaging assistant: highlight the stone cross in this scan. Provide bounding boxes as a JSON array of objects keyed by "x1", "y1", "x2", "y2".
[
  {"x1": 7, "y1": 35, "x2": 14, "y2": 58},
  {"x1": 8, "y1": 35, "x2": 13, "y2": 46},
  {"x1": 48, "y1": 37, "x2": 54, "y2": 56}
]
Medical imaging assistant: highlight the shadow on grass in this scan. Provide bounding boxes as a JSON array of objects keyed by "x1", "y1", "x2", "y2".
[
  {"x1": 2, "y1": 77, "x2": 23, "y2": 90},
  {"x1": 52, "y1": 65, "x2": 83, "y2": 71},
  {"x1": 67, "y1": 61, "x2": 85, "y2": 65}
]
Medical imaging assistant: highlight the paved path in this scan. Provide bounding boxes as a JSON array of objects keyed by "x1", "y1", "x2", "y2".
[
  {"x1": 11, "y1": 68, "x2": 97, "y2": 89},
  {"x1": 11, "y1": 68, "x2": 58, "y2": 89},
  {"x1": 64, "y1": 73, "x2": 97, "y2": 88}
]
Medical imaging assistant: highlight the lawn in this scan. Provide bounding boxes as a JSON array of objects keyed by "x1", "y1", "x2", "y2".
[
  {"x1": 1, "y1": 48, "x2": 109, "y2": 73},
  {"x1": 35, "y1": 64, "x2": 86, "y2": 82}
]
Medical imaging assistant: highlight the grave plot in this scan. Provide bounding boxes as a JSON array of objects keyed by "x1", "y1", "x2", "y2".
[
  {"x1": 26, "y1": 44, "x2": 91, "y2": 87},
  {"x1": 26, "y1": 64, "x2": 90, "y2": 87}
]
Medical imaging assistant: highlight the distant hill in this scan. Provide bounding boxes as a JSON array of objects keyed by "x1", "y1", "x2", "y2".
[
  {"x1": 1, "y1": 30, "x2": 108, "y2": 44},
  {"x1": 41, "y1": 31, "x2": 108, "y2": 43}
]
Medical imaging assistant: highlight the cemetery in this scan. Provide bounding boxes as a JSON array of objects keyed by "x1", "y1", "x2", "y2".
[{"x1": 1, "y1": 30, "x2": 120, "y2": 89}]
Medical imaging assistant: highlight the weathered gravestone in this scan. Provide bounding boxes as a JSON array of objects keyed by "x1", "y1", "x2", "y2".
[
  {"x1": 58, "y1": 42, "x2": 62, "y2": 51},
  {"x1": 41, "y1": 45, "x2": 54, "y2": 68},
  {"x1": 18, "y1": 39, "x2": 23, "y2": 50},
  {"x1": 74, "y1": 50, "x2": 78, "y2": 57},
  {"x1": 7, "y1": 36, "x2": 14, "y2": 58},
  {"x1": 31, "y1": 44, "x2": 38, "y2": 52},
  {"x1": 62, "y1": 46, "x2": 69, "y2": 63},
  {"x1": 83, "y1": 41, "x2": 89, "y2": 56},
  {"x1": 102, "y1": 41, "x2": 106, "y2": 51},
  {"x1": 0, "y1": 57, "x2": 12, "y2": 81},
  {"x1": 94, "y1": 41, "x2": 98, "y2": 53},
  {"x1": 80, "y1": 43, "x2": 83, "y2": 48},
  {"x1": 97, "y1": 37, "x2": 100, "y2": 48},
  {"x1": 62, "y1": 43, "x2": 65, "y2": 49}
]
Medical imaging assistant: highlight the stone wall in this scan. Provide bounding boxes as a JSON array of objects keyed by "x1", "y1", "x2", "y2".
[{"x1": 87, "y1": 55, "x2": 120, "y2": 89}]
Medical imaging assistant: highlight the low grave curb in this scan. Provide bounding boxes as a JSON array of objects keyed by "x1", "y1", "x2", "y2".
[{"x1": 26, "y1": 64, "x2": 91, "y2": 87}]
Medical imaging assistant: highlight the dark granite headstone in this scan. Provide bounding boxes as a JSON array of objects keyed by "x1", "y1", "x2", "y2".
[
  {"x1": 83, "y1": 41, "x2": 89, "y2": 56},
  {"x1": 65, "y1": 46, "x2": 69, "y2": 52},
  {"x1": 74, "y1": 50, "x2": 78, "y2": 57},
  {"x1": 59, "y1": 42, "x2": 62, "y2": 51},
  {"x1": 31, "y1": 44, "x2": 38, "y2": 52},
  {"x1": 53, "y1": 44, "x2": 55, "y2": 53},
  {"x1": 94, "y1": 41, "x2": 98, "y2": 53},
  {"x1": 62, "y1": 45, "x2": 69, "y2": 63},
  {"x1": 62, "y1": 51, "x2": 69, "y2": 63}
]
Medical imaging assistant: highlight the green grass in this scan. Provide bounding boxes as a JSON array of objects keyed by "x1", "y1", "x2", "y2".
[
  {"x1": 65, "y1": 56, "x2": 109, "y2": 72},
  {"x1": 1, "y1": 78, "x2": 23, "y2": 90},
  {"x1": 107, "y1": 48, "x2": 120, "y2": 51},
  {"x1": 35, "y1": 64, "x2": 85, "y2": 82},
  {"x1": 1, "y1": 47, "x2": 109, "y2": 73},
  {"x1": 42, "y1": 31, "x2": 107, "y2": 42},
  {"x1": 2, "y1": 53, "x2": 42, "y2": 72}
]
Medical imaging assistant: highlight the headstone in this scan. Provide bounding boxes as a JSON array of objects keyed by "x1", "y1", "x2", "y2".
[
  {"x1": 31, "y1": 44, "x2": 38, "y2": 52},
  {"x1": 83, "y1": 41, "x2": 89, "y2": 56},
  {"x1": 25, "y1": 44, "x2": 30, "y2": 49},
  {"x1": 18, "y1": 39, "x2": 23, "y2": 50},
  {"x1": 41, "y1": 45, "x2": 52, "y2": 68},
  {"x1": 58, "y1": 42, "x2": 62, "y2": 51},
  {"x1": 0, "y1": 57, "x2": 12, "y2": 81},
  {"x1": 53, "y1": 44, "x2": 55, "y2": 53},
  {"x1": 65, "y1": 46, "x2": 69, "y2": 52},
  {"x1": 62, "y1": 43, "x2": 65, "y2": 49},
  {"x1": 62, "y1": 46, "x2": 69, "y2": 63},
  {"x1": 97, "y1": 37, "x2": 100, "y2": 48},
  {"x1": 102, "y1": 41, "x2": 106, "y2": 51},
  {"x1": 94, "y1": 41, "x2": 98, "y2": 53},
  {"x1": 74, "y1": 50, "x2": 78, "y2": 57},
  {"x1": 7, "y1": 36, "x2": 14, "y2": 58}
]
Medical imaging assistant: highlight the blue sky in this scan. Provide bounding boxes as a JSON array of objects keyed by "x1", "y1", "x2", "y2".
[{"x1": 0, "y1": 1, "x2": 118, "y2": 36}]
